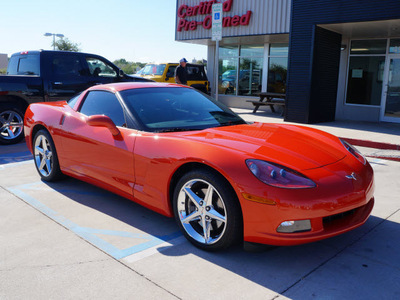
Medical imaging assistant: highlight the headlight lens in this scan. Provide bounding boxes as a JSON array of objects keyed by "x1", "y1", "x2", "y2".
[
  {"x1": 222, "y1": 81, "x2": 229, "y2": 88},
  {"x1": 340, "y1": 139, "x2": 366, "y2": 165},
  {"x1": 246, "y1": 159, "x2": 316, "y2": 189}
]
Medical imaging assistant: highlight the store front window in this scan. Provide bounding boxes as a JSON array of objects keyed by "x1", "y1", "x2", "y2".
[
  {"x1": 219, "y1": 45, "x2": 263, "y2": 96},
  {"x1": 268, "y1": 43, "x2": 288, "y2": 94},
  {"x1": 389, "y1": 39, "x2": 400, "y2": 54},
  {"x1": 219, "y1": 46, "x2": 238, "y2": 95},
  {"x1": 346, "y1": 39, "x2": 386, "y2": 106}
]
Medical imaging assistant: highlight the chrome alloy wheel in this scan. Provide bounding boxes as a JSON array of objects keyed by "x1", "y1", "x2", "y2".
[
  {"x1": 0, "y1": 110, "x2": 24, "y2": 140},
  {"x1": 34, "y1": 134, "x2": 53, "y2": 177},
  {"x1": 176, "y1": 179, "x2": 227, "y2": 245}
]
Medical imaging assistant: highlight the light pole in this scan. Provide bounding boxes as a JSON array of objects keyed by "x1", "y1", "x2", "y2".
[{"x1": 44, "y1": 33, "x2": 64, "y2": 50}]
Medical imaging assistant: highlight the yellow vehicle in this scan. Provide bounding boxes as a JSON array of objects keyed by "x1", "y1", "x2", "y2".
[{"x1": 138, "y1": 63, "x2": 210, "y2": 94}]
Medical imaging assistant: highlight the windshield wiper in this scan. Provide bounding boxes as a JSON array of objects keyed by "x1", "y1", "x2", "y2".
[
  {"x1": 156, "y1": 128, "x2": 201, "y2": 133},
  {"x1": 217, "y1": 120, "x2": 246, "y2": 127}
]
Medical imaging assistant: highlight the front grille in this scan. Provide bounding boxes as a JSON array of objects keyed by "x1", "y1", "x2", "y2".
[{"x1": 323, "y1": 208, "x2": 356, "y2": 225}]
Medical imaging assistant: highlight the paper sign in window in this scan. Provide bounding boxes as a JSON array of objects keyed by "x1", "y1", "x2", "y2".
[{"x1": 352, "y1": 69, "x2": 363, "y2": 78}]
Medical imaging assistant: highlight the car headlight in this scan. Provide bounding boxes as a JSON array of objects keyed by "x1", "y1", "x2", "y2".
[
  {"x1": 246, "y1": 159, "x2": 316, "y2": 189},
  {"x1": 222, "y1": 81, "x2": 230, "y2": 88},
  {"x1": 340, "y1": 139, "x2": 366, "y2": 165}
]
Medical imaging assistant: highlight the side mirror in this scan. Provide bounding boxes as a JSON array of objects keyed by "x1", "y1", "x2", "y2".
[
  {"x1": 119, "y1": 69, "x2": 125, "y2": 77},
  {"x1": 87, "y1": 115, "x2": 120, "y2": 136}
]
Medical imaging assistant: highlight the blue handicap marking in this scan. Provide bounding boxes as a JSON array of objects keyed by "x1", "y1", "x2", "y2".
[
  {"x1": 75, "y1": 227, "x2": 181, "y2": 259},
  {"x1": 0, "y1": 151, "x2": 32, "y2": 165},
  {"x1": 7, "y1": 181, "x2": 182, "y2": 260},
  {"x1": 214, "y1": 12, "x2": 220, "y2": 20}
]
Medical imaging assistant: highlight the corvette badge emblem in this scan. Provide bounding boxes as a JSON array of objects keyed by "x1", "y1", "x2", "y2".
[{"x1": 346, "y1": 172, "x2": 357, "y2": 180}]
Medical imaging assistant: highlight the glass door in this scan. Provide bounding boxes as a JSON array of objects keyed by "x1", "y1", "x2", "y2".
[{"x1": 382, "y1": 56, "x2": 400, "y2": 122}]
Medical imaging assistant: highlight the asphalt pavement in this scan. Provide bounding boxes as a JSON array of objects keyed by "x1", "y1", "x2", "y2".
[{"x1": 1, "y1": 113, "x2": 400, "y2": 299}]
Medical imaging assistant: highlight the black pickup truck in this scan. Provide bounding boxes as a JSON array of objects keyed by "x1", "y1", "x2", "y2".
[{"x1": 0, "y1": 50, "x2": 151, "y2": 145}]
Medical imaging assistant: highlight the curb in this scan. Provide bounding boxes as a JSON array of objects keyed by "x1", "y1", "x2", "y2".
[
  {"x1": 366, "y1": 155, "x2": 400, "y2": 162},
  {"x1": 341, "y1": 138, "x2": 400, "y2": 163},
  {"x1": 342, "y1": 138, "x2": 400, "y2": 151}
]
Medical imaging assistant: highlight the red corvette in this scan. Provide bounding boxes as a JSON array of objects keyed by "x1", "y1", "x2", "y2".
[{"x1": 24, "y1": 82, "x2": 374, "y2": 251}]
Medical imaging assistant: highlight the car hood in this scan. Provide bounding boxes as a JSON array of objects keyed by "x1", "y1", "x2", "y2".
[
  {"x1": 181, "y1": 122, "x2": 346, "y2": 171},
  {"x1": 141, "y1": 75, "x2": 163, "y2": 79}
]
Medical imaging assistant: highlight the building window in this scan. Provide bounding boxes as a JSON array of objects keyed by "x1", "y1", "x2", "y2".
[
  {"x1": 389, "y1": 39, "x2": 400, "y2": 54},
  {"x1": 219, "y1": 45, "x2": 263, "y2": 96},
  {"x1": 346, "y1": 40, "x2": 386, "y2": 106},
  {"x1": 268, "y1": 43, "x2": 288, "y2": 94},
  {"x1": 219, "y1": 46, "x2": 238, "y2": 95}
]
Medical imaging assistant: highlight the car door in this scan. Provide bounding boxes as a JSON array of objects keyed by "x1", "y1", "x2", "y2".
[
  {"x1": 164, "y1": 64, "x2": 177, "y2": 83},
  {"x1": 60, "y1": 90, "x2": 136, "y2": 196},
  {"x1": 47, "y1": 53, "x2": 89, "y2": 101},
  {"x1": 83, "y1": 56, "x2": 121, "y2": 86}
]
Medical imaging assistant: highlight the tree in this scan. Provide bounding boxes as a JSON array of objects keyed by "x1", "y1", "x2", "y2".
[
  {"x1": 195, "y1": 59, "x2": 207, "y2": 65},
  {"x1": 113, "y1": 59, "x2": 146, "y2": 74},
  {"x1": 52, "y1": 37, "x2": 81, "y2": 52}
]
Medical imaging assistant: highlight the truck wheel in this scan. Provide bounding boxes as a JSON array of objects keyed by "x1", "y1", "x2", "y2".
[{"x1": 0, "y1": 106, "x2": 25, "y2": 145}]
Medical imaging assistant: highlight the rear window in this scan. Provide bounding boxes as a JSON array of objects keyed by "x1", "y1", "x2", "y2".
[
  {"x1": 7, "y1": 54, "x2": 40, "y2": 75},
  {"x1": 186, "y1": 64, "x2": 207, "y2": 81}
]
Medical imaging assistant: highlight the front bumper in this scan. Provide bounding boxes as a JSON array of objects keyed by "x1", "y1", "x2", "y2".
[{"x1": 238, "y1": 155, "x2": 375, "y2": 246}]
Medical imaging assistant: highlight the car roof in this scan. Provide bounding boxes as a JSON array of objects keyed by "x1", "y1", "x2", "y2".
[{"x1": 87, "y1": 82, "x2": 189, "y2": 92}]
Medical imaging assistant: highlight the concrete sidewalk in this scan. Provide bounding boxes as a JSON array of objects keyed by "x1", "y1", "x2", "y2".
[{"x1": 232, "y1": 108, "x2": 400, "y2": 162}]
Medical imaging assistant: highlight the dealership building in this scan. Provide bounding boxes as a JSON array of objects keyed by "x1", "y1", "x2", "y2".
[{"x1": 175, "y1": 0, "x2": 400, "y2": 124}]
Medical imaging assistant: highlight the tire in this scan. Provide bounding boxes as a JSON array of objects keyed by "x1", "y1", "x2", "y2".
[
  {"x1": 190, "y1": 84, "x2": 207, "y2": 94},
  {"x1": 0, "y1": 106, "x2": 25, "y2": 145},
  {"x1": 33, "y1": 129, "x2": 63, "y2": 182},
  {"x1": 173, "y1": 169, "x2": 242, "y2": 251}
]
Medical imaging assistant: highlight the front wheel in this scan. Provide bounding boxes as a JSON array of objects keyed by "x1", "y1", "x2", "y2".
[
  {"x1": 33, "y1": 129, "x2": 63, "y2": 182},
  {"x1": 0, "y1": 107, "x2": 25, "y2": 145},
  {"x1": 173, "y1": 169, "x2": 242, "y2": 251}
]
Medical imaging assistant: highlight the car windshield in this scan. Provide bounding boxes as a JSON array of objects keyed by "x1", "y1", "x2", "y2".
[
  {"x1": 120, "y1": 87, "x2": 246, "y2": 132},
  {"x1": 142, "y1": 64, "x2": 166, "y2": 76}
]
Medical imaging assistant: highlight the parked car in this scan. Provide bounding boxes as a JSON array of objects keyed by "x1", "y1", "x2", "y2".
[
  {"x1": 0, "y1": 50, "x2": 152, "y2": 145},
  {"x1": 24, "y1": 82, "x2": 374, "y2": 251},
  {"x1": 138, "y1": 63, "x2": 210, "y2": 94},
  {"x1": 221, "y1": 69, "x2": 261, "y2": 95}
]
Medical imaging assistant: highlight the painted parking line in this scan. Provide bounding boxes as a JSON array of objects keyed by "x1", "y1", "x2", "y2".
[
  {"x1": 123, "y1": 235, "x2": 187, "y2": 263},
  {"x1": 0, "y1": 160, "x2": 32, "y2": 170},
  {"x1": 0, "y1": 151, "x2": 32, "y2": 165},
  {"x1": 368, "y1": 158, "x2": 389, "y2": 170},
  {"x1": 7, "y1": 181, "x2": 183, "y2": 260}
]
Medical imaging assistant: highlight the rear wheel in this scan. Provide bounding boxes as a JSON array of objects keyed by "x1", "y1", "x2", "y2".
[
  {"x1": 0, "y1": 106, "x2": 25, "y2": 145},
  {"x1": 173, "y1": 169, "x2": 242, "y2": 251},
  {"x1": 33, "y1": 129, "x2": 63, "y2": 181}
]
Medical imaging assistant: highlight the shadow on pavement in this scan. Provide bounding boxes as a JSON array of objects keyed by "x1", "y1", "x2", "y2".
[
  {"x1": 0, "y1": 140, "x2": 32, "y2": 165},
  {"x1": 42, "y1": 177, "x2": 400, "y2": 299}
]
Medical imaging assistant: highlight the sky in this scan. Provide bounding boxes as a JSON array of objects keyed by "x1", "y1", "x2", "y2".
[{"x1": 0, "y1": 0, "x2": 207, "y2": 63}]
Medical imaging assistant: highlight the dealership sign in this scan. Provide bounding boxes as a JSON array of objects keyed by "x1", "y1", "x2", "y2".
[{"x1": 177, "y1": 0, "x2": 252, "y2": 32}]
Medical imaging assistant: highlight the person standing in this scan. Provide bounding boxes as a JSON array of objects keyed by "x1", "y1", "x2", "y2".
[{"x1": 175, "y1": 58, "x2": 188, "y2": 85}]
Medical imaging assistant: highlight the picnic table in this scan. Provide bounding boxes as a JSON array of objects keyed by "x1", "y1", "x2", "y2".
[{"x1": 246, "y1": 92, "x2": 286, "y2": 114}]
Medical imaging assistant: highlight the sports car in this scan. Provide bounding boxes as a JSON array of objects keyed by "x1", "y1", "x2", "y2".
[{"x1": 24, "y1": 82, "x2": 374, "y2": 251}]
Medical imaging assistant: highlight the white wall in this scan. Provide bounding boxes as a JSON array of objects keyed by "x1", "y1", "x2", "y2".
[
  {"x1": 176, "y1": 0, "x2": 291, "y2": 41},
  {"x1": 0, "y1": 53, "x2": 8, "y2": 69}
]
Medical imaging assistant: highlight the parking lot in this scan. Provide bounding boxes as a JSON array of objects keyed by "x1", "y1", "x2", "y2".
[{"x1": 1, "y1": 141, "x2": 400, "y2": 299}]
